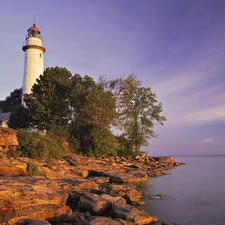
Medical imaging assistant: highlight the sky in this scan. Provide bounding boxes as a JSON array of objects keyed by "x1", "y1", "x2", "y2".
[{"x1": 0, "y1": 0, "x2": 225, "y2": 156}]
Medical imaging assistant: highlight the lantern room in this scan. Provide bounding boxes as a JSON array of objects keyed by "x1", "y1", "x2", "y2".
[{"x1": 26, "y1": 23, "x2": 42, "y2": 39}]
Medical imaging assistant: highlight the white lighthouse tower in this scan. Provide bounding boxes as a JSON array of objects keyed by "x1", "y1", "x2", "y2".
[{"x1": 22, "y1": 24, "x2": 46, "y2": 105}]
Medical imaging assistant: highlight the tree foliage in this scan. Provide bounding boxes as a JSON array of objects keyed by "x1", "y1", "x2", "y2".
[
  {"x1": 101, "y1": 74, "x2": 166, "y2": 154},
  {"x1": 24, "y1": 67, "x2": 73, "y2": 129},
  {"x1": 8, "y1": 105, "x2": 30, "y2": 129},
  {"x1": 22, "y1": 67, "x2": 117, "y2": 156},
  {"x1": 17, "y1": 129, "x2": 68, "y2": 159},
  {"x1": 7, "y1": 67, "x2": 166, "y2": 157},
  {"x1": 0, "y1": 88, "x2": 22, "y2": 113}
]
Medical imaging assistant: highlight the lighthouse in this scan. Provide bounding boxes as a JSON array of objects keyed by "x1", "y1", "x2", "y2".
[{"x1": 22, "y1": 24, "x2": 45, "y2": 105}]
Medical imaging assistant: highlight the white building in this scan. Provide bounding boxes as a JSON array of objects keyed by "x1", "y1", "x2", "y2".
[{"x1": 22, "y1": 24, "x2": 46, "y2": 105}]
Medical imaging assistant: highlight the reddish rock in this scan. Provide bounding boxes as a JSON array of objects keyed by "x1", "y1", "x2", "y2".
[
  {"x1": 124, "y1": 189, "x2": 142, "y2": 204},
  {"x1": 0, "y1": 153, "x2": 182, "y2": 224},
  {"x1": 15, "y1": 219, "x2": 51, "y2": 225},
  {"x1": 73, "y1": 181, "x2": 99, "y2": 190},
  {"x1": 0, "y1": 128, "x2": 18, "y2": 153},
  {"x1": 108, "y1": 184, "x2": 136, "y2": 192},
  {"x1": 89, "y1": 217, "x2": 122, "y2": 225},
  {"x1": 1, "y1": 205, "x2": 72, "y2": 225},
  {"x1": 112, "y1": 203, "x2": 159, "y2": 225},
  {"x1": 100, "y1": 170, "x2": 149, "y2": 183},
  {"x1": 94, "y1": 177, "x2": 110, "y2": 184},
  {"x1": 100, "y1": 194, "x2": 126, "y2": 206},
  {"x1": 0, "y1": 157, "x2": 26, "y2": 176},
  {"x1": 78, "y1": 193, "x2": 111, "y2": 216}
]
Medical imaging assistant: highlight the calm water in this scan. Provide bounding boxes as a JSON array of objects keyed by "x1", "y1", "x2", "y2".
[{"x1": 140, "y1": 155, "x2": 225, "y2": 225}]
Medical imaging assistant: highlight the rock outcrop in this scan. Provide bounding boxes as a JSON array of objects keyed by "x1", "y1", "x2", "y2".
[
  {"x1": 0, "y1": 128, "x2": 18, "y2": 154},
  {"x1": 0, "y1": 154, "x2": 184, "y2": 225}
]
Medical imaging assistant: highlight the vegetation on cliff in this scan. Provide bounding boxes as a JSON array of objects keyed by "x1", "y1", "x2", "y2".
[{"x1": 1, "y1": 67, "x2": 166, "y2": 158}]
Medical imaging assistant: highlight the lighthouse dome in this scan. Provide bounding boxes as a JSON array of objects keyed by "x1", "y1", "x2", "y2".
[
  {"x1": 26, "y1": 24, "x2": 42, "y2": 39},
  {"x1": 28, "y1": 23, "x2": 41, "y2": 32}
]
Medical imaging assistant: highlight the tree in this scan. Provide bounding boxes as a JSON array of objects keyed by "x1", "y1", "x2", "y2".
[
  {"x1": 69, "y1": 74, "x2": 117, "y2": 154},
  {"x1": 8, "y1": 105, "x2": 31, "y2": 129},
  {"x1": 23, "y1": 68, "x2": 117, "y2": 156},
  {"x1": 0, "y1": 88, "x2": 22, "y2": 112},
  {"x1": 24, "y1": 67, "x2": 73, "y2": 129},
  {"x1": 104, "y1": 74, "x2": 166, "y2": 155},
  {"x1": 18, "y1": 67, "x2": 166, "y2": 156}
]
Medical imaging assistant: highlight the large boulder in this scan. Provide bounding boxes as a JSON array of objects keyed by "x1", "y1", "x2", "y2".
[
  {"x1": 2, "y1": 205, "x2": 72, "y2": 225},
  {"x1": 0, "y1": 128, "x2": 18, "y2": 153},
  {"x1": 112, "y1": 203, "x2": 159, "y2": 225},
  {"x1": 0, "y1": 176, "x2": 72, "y2": 224},
  {"x1": 100, "y1": 194, "x2": 126, "y2": 206},
  {"x1": 78, "y1": 193, "x2": 111, "y2": 216},
  {"x1": 124, "y1": 189, "x2": 142, "y2": 204},
  {"x1": 99, "y1": 170, "x2": 149, "y2": 183},
  {"x1": 89, "y1": 217, "x2": 124, "y2": 225},
  {"x1": 0, "y1": 157, "x2": 27, "y2": 176}
]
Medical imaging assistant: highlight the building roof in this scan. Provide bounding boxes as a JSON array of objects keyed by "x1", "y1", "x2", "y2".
[
  {"x1": 0, "y1": 112, "x2": 11, "y2": 121},
  {"x1": 28, "y1": 23, "x2": 41, "y2": 32}
]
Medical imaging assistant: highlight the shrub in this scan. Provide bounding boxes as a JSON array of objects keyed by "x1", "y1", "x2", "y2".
[
  {"x1": 116, "y1": 135, "x2": 135, "y2": 156},
  {"x1": 26, "y1": 162, "x2": 45, "y2": 176},
  {"x1": 17, "y1": 129, "x2": 67, "y2": 159}
]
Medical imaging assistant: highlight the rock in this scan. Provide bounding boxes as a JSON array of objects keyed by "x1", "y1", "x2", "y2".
[
  {"x1": 93, "y1": 177, "x2": 110, "y2": 184},
  {"x1": 78, "y1": 193, "x2": 111, "y2": 216},
  {"x1": 161, "y1": 221, "x2": 178, "y2": 225},
  {"x1": 73, "y1": 181, "x2": 99, "y2": 190},
  {"x1": 0, "y1": 176, "x2": 71, "y2": 224},
  {"x1": 112, "y1": 203, "x2": 159, "y2": 225},
  {"x1": 0, "y1": 153, "x2": 184, "y2": 224},
  {"x1": 0, "y1": 128, "x2": 18, "y2": 153},
  {"x1": 124, "y1": 189, "x2": 142, "y2": 204},
  {"x1": 2, "y1": 205, "x2": 72, "y2": 225},
  {"x1": 100, "y1": 170, "x2": 149, "y2": 183},
  {"x1": 100, "y1": 194, "x2": 126, "y2": 205},
  {"x1": 67, "y1": 190, "x2": 86, "y2": 206},
  {"x1": 148, "y1": 193, "x2": 166, "y2": 199},
  {"x1": 138, "y1": 185, "x2": 150, "y2": 189},
  {"x1": 147, "y1": 169, "x2": 164, "y2": 177},
  {"x1": 108, "y1": 184, "x2": 136, "y2": 192},
  {"x1": 73, "y1": 169, "x2": 89, "y2": 178},
  {"x1": 173, "y1": 162, "x2": 185, "y2": 166},
  {"x1": 0, "y1": 157, "x2": 27, "y2": 176},
  {"x1": 15, "y1": 219, "x2": 51, "y2": 225},
  {"x1": 89, "y1": 217, "x2": 122, "y2": 225},
  {"x1": 114, "y1": 218, "x2": 133, "y2": 225},
  {"x1": 134, "y1": 201, "x2": 146, "y2": 206}
]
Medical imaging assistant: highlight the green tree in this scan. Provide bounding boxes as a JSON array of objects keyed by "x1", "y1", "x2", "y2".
[
  {"x1": 24, "y1": 67, "x2": 73, "y2": 129},
  {"x1": 0, "y1": 88, "x2": 22, "y2": 112},
  {"x1": 23, "y1": 68, "x2": 117, "y2": 156},
  {"x1": 8, "y1": 105, "x2": 31, "y2": 129},
  {"x1": 69, "y1": 74, "x2": 117, "y2": 155},
  {"x1": 105, "y1": 74, "x2": 166, "y2": 155}
]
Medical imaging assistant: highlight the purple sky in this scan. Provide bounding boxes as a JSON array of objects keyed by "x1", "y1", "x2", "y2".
[{"x1": 1, "y1": 0, "x2": 225, "y2": 156}]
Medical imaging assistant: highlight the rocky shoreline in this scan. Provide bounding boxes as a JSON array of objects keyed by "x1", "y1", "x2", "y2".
[{"x1": 0, "y1": 154, "x2": 184, "y2": 225}]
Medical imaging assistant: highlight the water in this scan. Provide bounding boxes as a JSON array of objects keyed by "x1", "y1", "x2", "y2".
[{"x1": 140, "y1": 155, "x2": 225, "y2": 225}]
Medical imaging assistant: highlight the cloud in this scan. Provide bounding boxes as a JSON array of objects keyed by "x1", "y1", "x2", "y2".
[
  {"x1": 150, "y1": 54, "x2": 225, "y2": 128},
  {"x1": 186, "y1": 105, "x2": 225, "y2": 123},
  {"x1": 200, "y1": 137, "x2": 223, "y2": 143}
]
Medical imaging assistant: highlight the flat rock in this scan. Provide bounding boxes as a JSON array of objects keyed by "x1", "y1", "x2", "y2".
[
  {"x1": 15, "y1": 219, "x2": 51, "y2": 225},
  {"x1": 89, "y1": 217, "x2": 122, "y2": 225},
  {"x1": 112, "y1": 203, "x2": 159, "y2": 225},
  {"x1": 1, "y1": 204, "x2": 72, "y2": 225},
  {"x1": 78, "y1": 192, "x2": 111, "y2": 216},
  {"x1": 0, "y1": 153, "x2": 182, "y2": 224}
]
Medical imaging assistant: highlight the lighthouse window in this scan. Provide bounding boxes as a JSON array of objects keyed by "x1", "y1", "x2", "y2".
[{"x1": 40, "y1": 53, "x2": 42, "y2": 58}]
